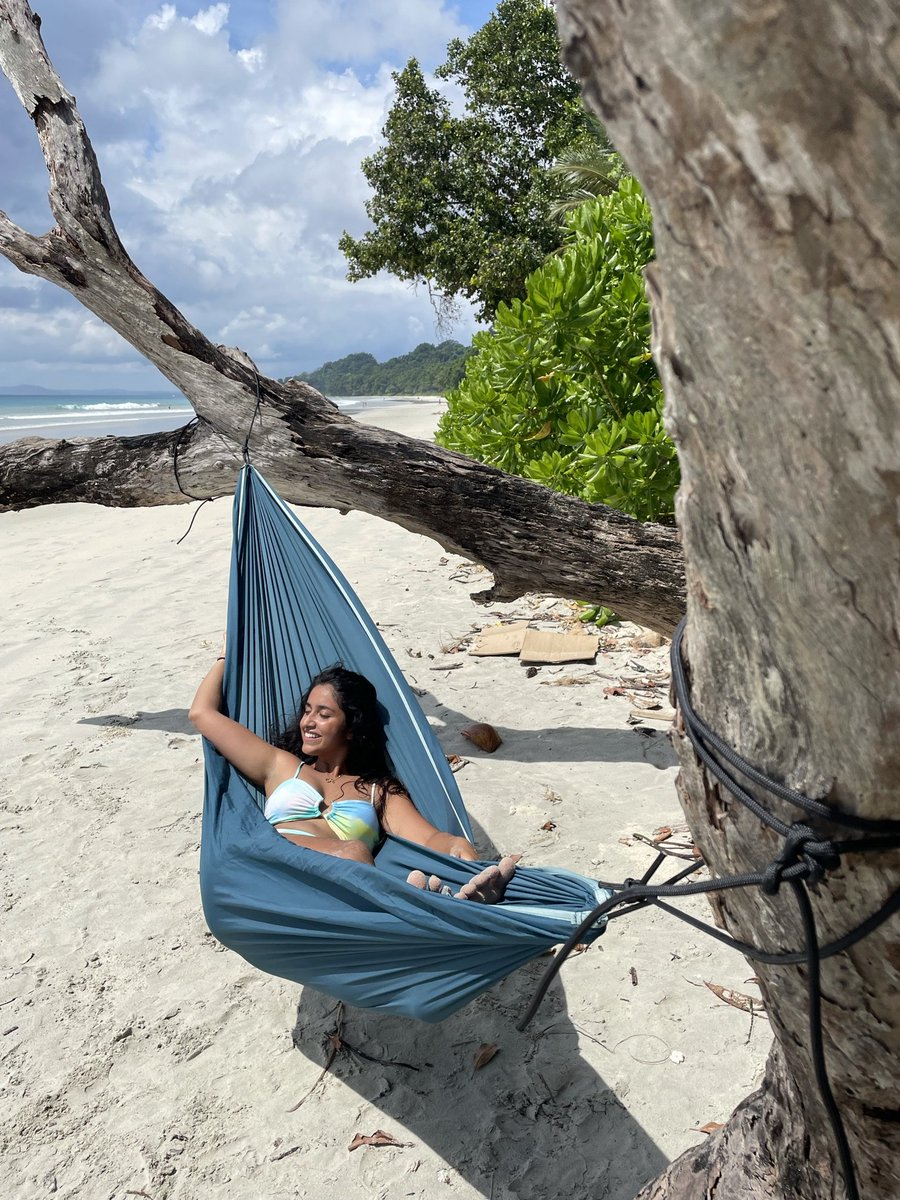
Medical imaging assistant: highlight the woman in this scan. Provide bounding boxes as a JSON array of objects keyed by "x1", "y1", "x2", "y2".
[{"x1": 190, "y1": 657, "x2": 518, "y2": 902}]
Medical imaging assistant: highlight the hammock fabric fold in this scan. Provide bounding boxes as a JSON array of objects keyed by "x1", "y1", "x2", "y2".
[{"x1": 199, "y1": 465, "x2": 609, "y2": 1022}]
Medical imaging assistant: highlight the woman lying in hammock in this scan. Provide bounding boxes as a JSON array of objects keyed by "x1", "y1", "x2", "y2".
[{"x1": 190, "y1": 659, "x2": 519, "y2": 903}]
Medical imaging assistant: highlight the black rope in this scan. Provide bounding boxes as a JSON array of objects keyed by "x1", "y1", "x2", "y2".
[
  {"x1": 242, "y1": 373, "x2": 263, "y2": 464},
  {"x1": 519, "y1": 617, "x2": 900, "y2": 1200},
  {"x1": 172, "y1": 374, "x2": 266, "y2": 542},
  {"x1": 171, "y1": 416, "x2": 212, "y2": 502},
  {"x1": 171, "y1": 416, "x2": 215, "y2": 544}
]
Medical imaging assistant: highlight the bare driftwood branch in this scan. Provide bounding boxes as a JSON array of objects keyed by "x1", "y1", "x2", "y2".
[{"x1": 0, "y1": 0, "x2": 685, "y2": 631}]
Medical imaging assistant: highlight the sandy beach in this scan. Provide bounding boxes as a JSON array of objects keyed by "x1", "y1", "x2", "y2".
[{"x1": 0, "y1": 400, "x2": 770, "y2": 1200}]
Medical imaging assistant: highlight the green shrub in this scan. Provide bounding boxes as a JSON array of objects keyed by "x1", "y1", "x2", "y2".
[{"x1": 436, "y1": 178, "x2": 678, "y2": 522}]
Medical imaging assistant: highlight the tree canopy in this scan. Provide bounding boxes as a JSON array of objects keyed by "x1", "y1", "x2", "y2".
[
  {"x1": 437, "y1": 178, "x2": 677, "y2": 522},
  {"x1": 339, "y1": 0, "x2": 590, "y2": 322}
]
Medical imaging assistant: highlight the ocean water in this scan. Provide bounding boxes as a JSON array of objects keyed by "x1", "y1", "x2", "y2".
[{"x1": 0, "y1": 391, "x2": 408, "y2": 445}]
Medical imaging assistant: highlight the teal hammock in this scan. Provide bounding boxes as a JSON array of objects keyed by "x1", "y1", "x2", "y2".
[{"x1": 199, "y1": 466, "x2": 609, "y2": 1022}]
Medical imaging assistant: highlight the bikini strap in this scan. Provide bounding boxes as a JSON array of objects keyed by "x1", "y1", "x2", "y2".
[{"x1": 293, "y1": 763, "x2": 303, "y2": 779}]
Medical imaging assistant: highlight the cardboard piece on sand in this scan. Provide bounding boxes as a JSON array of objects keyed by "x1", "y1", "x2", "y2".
[
  {"x1": 469, "y1": 621, "x2": 530, "y2": 656},
  {"x1": 519, "y1": 629, "x2": 599, "y2": 665}
]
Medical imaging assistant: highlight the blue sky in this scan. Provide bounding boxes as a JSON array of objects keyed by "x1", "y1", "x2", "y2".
[{"x1": 0, "y1": 1, "x2": 498, "y2": 390}]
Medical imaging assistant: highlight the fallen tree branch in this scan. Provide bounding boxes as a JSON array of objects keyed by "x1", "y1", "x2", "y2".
[{"x1": 0, "y1": 1, "x2": 685, "y2": 631}]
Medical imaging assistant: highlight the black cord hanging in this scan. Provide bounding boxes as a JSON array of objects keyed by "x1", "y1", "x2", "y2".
[{"x1": 172, "y1": 374, "x2": 265, "y2": 542}]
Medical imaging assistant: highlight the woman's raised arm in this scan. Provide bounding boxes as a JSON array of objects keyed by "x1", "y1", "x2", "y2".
[{"x1": 189, "y1": 656, "x2": 291, "y2": 792}]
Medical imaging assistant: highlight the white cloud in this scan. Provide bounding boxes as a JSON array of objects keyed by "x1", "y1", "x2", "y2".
[
  {"x1": 190, "y1": 3, "x2": 230, "y2": 36},
  {"x1": 144, "y1": 5, "x2": 177, "y2": 33},
  {"x1": 0, "y1": 305, "x2": 137, "y2": 362},
  {"x1": 0, "y1": 0, "x2": 489, "y2": 388},
  {"x1": 237, "y1": 46, "x2": 265, "y2": 71}
]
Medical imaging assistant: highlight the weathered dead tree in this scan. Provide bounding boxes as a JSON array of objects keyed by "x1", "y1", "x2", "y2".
[
  {"x1": 0, "y1": 0, "x2": 684, "y2": 632},
  {"x1": 556, "y1": 1, "x2": 900, "y2": 1197}
]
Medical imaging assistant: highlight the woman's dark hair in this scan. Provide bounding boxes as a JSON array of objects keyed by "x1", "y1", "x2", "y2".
[{"x1": 272, "y1": 664, "x2": 404, "y2": 806}]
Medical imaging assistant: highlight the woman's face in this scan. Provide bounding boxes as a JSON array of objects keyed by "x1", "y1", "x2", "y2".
[{"x1": 300, "y1": 684, "x2": 349, "y2": 759}]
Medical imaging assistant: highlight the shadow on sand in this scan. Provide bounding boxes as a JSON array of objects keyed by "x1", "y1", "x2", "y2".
[
  {"x1": 289, "y1": 813, "x2": 668, "y2": 1200},
  {"x1": 81, "y1": 708, "x2": 670, "y2": 1194}
]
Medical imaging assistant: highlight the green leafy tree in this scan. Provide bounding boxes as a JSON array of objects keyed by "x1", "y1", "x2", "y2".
[
  {"x1": 436, "y1": 177, "x2": 679, "y2": 522},
  {"x1": 339, "y1": 0, "x2": 589, "y2": 322},
  {"x1": 548, "y1": 111, "x2": 628, "y2": 217}
]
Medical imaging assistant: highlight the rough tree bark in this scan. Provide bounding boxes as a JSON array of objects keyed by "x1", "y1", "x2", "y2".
[
  {"x1": 556, "y1": 1, "x2": 899, "y2": 1197},
  {"x1": 0, "y1": 0, "x2": 684, "y2": 633}
]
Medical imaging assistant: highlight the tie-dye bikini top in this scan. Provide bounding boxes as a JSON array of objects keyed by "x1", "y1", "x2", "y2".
[{"x1": 264, "y1": 766, "x2": 381, "y2": 852}]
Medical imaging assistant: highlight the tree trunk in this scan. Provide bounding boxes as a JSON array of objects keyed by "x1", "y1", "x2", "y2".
[
  {"x1": 556, "y1": 1, "x2": 900, "y2": 1197},
  {"x1": 0, "y1": 0, "x2": 684, "y2": 632}
]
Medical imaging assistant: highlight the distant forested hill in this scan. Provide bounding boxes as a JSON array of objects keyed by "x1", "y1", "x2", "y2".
[{"x1": 292, "y1": 340, "x2": 472, "y2": 396}]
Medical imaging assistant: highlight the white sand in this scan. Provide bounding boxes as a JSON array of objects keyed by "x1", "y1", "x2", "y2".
[{"x1": 0, "y1": 401, "x2": 769, "y2": 1199}]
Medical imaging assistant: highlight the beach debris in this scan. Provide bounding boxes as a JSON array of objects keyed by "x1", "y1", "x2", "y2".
[
  {"x1": 540, "y1": 674, "x2": 594, "y2": 687},
  {"x1": 631, "y1": 823, "x2": 699, "y2": 859},
  {"x1": 287, "y1": 1003, "x2": 346, "y2": 1111},
  {"x1": 469, "y1": 622, "x2": 599, "y2": 664},
  {"x1": 270, "y1": 1145, "x2": 302, "y2": 1162},
  {"x1": 446, "y1": 754, "x2": 470, "y2": 774},
  {"x1": 461, "y1": 722, "x2": 502, "y2": 753},
  {"x1": 469, "y1": 622, "x2": 529, "y2": 656},
  {"x1": 629, "y1": 966, "x2": 638, "y2": 986},
  {"x1": 348, "y1": 1130, "x2": 411, "y2": 1152},
  {"x1": 430, "y1": 662, "x2": 464, "y2": 672},
  {"x1": 704, "y1": 982, "x2": 767, "y2": 1016},
  {"x1": 520, "y1": 628, "x2": 599, "y2": 665},
  {"x1": 669, "y1": 1050, "x2": 686, "y2": 1064},
  {"x1": 541, "y1": 820, "x2": 557, "y2": 831},
  {"x1": 473, "y1": 1042, "x2": 500, "y2": 1069},
  {"x1": 525, "y1": 666, "x2": 539, "y2": 678},
  {"x1": 441, "y1": 630, "x2": 473, "y2": 653},
  {"x1": 630, "y1": 706, "x2": 677, "y2": 722},
  {"x1": 544, "y1": 788, "x2": 564, "y2": 804},
  {"x1": 614, "y1": 1034, "x2": 671, "y2": 1064},
  {"x1": 693, "y1": 1122, "x2": 725, "y2": 1135},
  {"x1": 629, "y1": 631, "x2": 666, "y2": 649}
]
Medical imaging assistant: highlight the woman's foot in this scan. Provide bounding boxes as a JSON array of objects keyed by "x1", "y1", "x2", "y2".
[{"x1": 407, "y1": 855, "x2": 521, "y2": 903}]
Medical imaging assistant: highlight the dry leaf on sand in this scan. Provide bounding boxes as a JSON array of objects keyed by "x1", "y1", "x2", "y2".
[
  {"x1": 348, "y1": 1130, "x2": 411, "y2": 1152},
  {"x1": 473, "y1": 1043, "x2": 499, "y2": 1069},
  {"x1": 693, "y1": 1122, "x2": 725, "y2": 1135},
  {"x1": 704, "y1": 982, "x2": 767, "y2": 1015}
]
